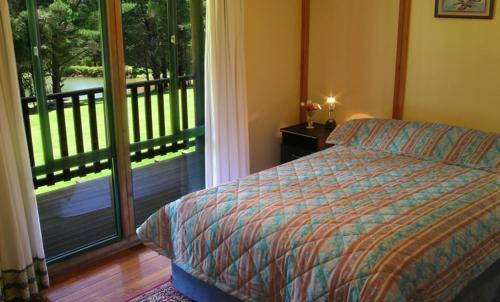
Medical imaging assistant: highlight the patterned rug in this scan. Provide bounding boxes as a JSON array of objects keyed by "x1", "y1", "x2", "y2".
[{"x1": 125, "y1": 278, "x2": 192, "y2": 302}]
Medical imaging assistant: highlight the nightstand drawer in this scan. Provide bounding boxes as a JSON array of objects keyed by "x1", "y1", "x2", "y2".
[
  {"x1": 281, "y1": 143, "x2": 315, "y2": 163},
  {"x1": 282, "y1": 132, "x2": 317, "y2": 149}
]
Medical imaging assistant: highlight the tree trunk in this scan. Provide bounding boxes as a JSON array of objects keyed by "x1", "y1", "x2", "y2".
[
  {"x1": 18, "y1": 72, "x2": 26, "y2": 98},
  {"x1": 142, "y1": 46, "x2": 151, "y2": 81},
  {"x1": 161, "y1": 54, "x2": 168, "y2": 79},
  {"x1": 152, "y1": 66, "x2": 162, "y2": 79},
  {"x1": 51, "y1": 52, "x2": 62, "y2": 94},
  {"x1": 52, "y1": 67, "x2": 62, "y2": 94},
  {"x1": 178, "y1": 44, "x2": 185, "y2": 76}
]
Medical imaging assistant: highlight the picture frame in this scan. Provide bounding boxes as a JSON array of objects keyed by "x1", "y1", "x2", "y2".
[{"x1": 435, "y1": 0, "x2": 495, "y2": 19}]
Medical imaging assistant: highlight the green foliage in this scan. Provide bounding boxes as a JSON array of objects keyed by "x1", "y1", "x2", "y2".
[
  {"x1": 121, "y1": 0, "x2": 193, "y2": 78},
  {"x1": 9, "y1": 0, "x2": 101, "y2": 94},
  {"x1": 9, "y1": 0, "x2": 195, "y2": 95},
  {"x1": 38, "y1": 0, "x2": 101, "y2": 93},
  {"x1": 64, "y1": 65, "x2": 103, "y2": 77},
  {"x1": 9, "y1": 3, "x2": 33, "y2": 97},
  {"x1": 64, "y1": 65, "x2": 138, "y2": 78}
]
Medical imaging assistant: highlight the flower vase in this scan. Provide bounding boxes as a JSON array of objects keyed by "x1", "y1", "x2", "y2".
[{"x1": 306, "y1": 112, "x2": 315, "y2": 129}]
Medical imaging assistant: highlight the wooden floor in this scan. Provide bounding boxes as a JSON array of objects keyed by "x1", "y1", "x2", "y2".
[
  {"x1": 43, "y1": 245, "x2": 171, "y2": 302},
  {"x1": 37, "y1": 151, "x2": 204, "y2": 258}
]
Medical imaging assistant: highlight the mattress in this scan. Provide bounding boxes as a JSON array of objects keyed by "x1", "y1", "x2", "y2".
[{"x1": 138, "y1": 119, "x2": 500, "y2": 301}]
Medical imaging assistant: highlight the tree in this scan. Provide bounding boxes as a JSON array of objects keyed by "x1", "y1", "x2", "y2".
[
  {"x1": 10, "y1": 8, "x2": 33, "y2": 97},
  {"x1": 37, "y1": 0, "x2": 100, "y2": 93},
  {"x1": 122, "y1": 0, "x2": 169, "y2": 80},
  {"x1": 9, "y1": 0, "x2": 196, "y2": 96},
  {"x1": 122, "y1": 0, "x2": 193, "y2": 79},
  {"x1": 176, "y1": 0, "x2": 193, "y2": 76},
  {"x1": 9, "y1": 0, "x2": 100, "y2": 94}
]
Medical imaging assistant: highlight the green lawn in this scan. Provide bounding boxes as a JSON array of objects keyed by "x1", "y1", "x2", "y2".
[{"x1": 31, "y1": 88, "x2": 197, "y2": 194}]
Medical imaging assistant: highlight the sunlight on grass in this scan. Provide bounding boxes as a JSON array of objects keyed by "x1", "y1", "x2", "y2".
[{"x1": 31, "y1": 88, "x2": 197, "y2": 195}]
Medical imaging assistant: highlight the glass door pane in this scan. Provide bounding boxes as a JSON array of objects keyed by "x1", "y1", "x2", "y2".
[
  {"x1": 121, "y1": 0, "x2": 205, "y2": 226},
  {"x1": 8, "y1": 0, "x2": 121, "y2": 261}
]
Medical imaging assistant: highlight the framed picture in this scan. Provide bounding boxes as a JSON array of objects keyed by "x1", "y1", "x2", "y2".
[{"x1": 435, "y1": 0, "x2": 495, "y2": 19}]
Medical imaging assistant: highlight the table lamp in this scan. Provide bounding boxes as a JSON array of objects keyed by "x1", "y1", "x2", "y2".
[{"x1": 324, "y1": 97, "x2": 337, "y2": 130}]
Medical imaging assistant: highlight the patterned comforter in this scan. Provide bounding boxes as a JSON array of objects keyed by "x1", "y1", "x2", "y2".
[{"x1": 138, "y1": 120, "x2": 500, "y2": 302}]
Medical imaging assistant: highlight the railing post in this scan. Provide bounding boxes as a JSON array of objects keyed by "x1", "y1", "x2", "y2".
[
  {"x1": 21, "y1": 99, "x2": 35, "y2": 167},
  {"x1": 180, "y1": 78, "x2": 189, "y2": 147},
  {"x1": 55, "y1": 96, "x2": 70, "y2": 178},
  {"x1": 26, "y1": 0, "x2": 54, "y2": 183},
  {"x1": 144, "y1": 84, "x2": 154, "y2": 156},
  {"x1": 157, "y1": 82, "x2": 167, "y2": 153}
]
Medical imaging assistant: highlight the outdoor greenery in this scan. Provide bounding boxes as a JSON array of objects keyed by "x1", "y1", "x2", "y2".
[
  {"x1": 8, "y1": 0, "x2": 194, "y2": 95},
  {"x1": 33, "y1": 88, "x2": 196, "y2": 194},
  {"x1": 30, "y1": 89, "x2": 196, "y2": 165},
  {"x1": 6, "y1": 0, "x2": 203, "y2": 193}
]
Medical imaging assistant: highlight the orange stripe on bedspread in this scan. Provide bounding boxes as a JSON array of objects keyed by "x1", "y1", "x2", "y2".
[
  {"x1": 261, "y1": 157, "x2": 426, "y2": 300},
  {"x1": 327, "y1": 172, "x2": 497, "y2": 301},
  {"x1": 400, "y1": 123, "x2": 432, "y2": 155},
  {"x1": 411, "y1": 232, "x2": 500, "y2": 301},
  {"x1": 379, "y1": 120, "x2": 410, "y2": 151},
  {"x1": 291, "y1": 165, "x2": 473, "y2": 301},
  {"x1": 445, "y1": 129, "x2": 476, "y2": 163},
  {"x1": 231, "y1": 153, "x2": 413, "y2": 298},
  {"x1": 361, "y1": 120, "x2": 387, "y2": 146},
  {"x1": 469, "y1": 133, "x2": 497, "y2": 165},
  {"x1": 420, "y1": 126, "x2": 452, "y2": 157},
  {"x1": 362, "y1": 190, "x2": 499, "y2": 301}
]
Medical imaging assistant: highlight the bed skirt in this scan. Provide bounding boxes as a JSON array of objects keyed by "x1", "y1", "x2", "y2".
[
  {"x1": 172, "y1": 261, "x2": 500, "y2": 302},
  {"x1": 172, "y1": 264, "x2": 241, "y2": 302}
]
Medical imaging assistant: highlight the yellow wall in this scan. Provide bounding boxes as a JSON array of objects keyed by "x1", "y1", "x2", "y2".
[
  {"x1": 244, "y1": 0, "x2": 500, "y2": 173},
  {"x1": 404, "y1": 0, "x2": 500, "y2": 133},
  {"x1": 308, "y1": 0, "x2": 500, "y2": 133},
  {"x1": 245, "y1": 0, "x2": 301, "y2": 172},
  {"x1": 308, "y1": 0, "x2": 399, "y2": 123}
]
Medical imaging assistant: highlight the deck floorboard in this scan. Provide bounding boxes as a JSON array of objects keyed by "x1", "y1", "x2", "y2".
[{"x1": 37, "y1": 152, "x2": 204, "y2": 259}]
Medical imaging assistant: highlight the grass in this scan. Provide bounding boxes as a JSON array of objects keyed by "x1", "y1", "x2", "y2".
[{"x1": 31, "y1": 88, "x2": 197, "y2": 194}]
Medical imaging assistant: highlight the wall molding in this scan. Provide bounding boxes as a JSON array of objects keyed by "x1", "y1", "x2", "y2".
[
  {"x1": 392, "y1": 0, "x2": 412, "y2": 119},
  {"x1": 299, "y1": 0, "x2": 310, "y2": 123}
]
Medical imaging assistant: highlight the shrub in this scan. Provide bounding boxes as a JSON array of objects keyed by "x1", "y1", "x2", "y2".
[
  {"x1": 64, "y1": 65, "x2": 103, "y2": 77},
  {"x1": 65, "y1": 65, "x2": 140, "y2": 78}
]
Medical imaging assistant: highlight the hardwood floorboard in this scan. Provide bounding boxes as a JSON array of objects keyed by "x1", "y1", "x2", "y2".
[
  {"x1": 47, "y1": 248, "x2": 158, "y2": 300},
  {"x1": 43, "y1": 245, "x2": 171, "y2": 302}
]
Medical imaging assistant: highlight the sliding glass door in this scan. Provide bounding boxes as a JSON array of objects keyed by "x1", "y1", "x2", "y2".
[
  {"x1": 7, "y1": 0, "x2": 204, "y2": 263},
  {"x1": 121, "y1": 0, "x2": 205, "y2": 226},
  {"x1": 8, "y1": 0, "x2": 122, "y2": 262}
]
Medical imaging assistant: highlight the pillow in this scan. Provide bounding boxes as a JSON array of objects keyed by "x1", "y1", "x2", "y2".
[{"x1": 327, "y1": 118, "x2": 500, "y2": 173}]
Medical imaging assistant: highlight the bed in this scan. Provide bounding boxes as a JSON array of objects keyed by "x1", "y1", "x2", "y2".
[{"x1": 138, "y1": 118, "x2": 500, "y2": 301}]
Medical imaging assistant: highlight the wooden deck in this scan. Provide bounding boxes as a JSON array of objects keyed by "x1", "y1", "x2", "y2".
[{"x1": 37, "y1": 152, "x2": 204, "y2": 259}]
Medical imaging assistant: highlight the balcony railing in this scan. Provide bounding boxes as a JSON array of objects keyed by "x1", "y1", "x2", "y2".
[{"x1": 21, "y1": 75, "x2": 203, "y2": 188}]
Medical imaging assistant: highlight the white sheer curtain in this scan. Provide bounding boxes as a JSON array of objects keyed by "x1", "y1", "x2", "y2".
[
  {"x1": 205, "y1": 0, "x2": 250, "y2": 187},
  {"x1": 0, "y1": 2, "x2": 49, "y2": 301}
]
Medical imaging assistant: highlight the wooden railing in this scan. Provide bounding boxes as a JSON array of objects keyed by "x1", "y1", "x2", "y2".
[{"x1": 21, "y1": 75, "x2": 203, "y2": 188}]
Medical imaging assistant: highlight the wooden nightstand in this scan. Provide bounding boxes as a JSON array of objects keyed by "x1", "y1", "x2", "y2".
[{"x1": 280, "y1": 123, "x2": 334, "y2": 164}]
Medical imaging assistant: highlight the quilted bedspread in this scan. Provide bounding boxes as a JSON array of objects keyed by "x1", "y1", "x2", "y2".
[{"x1": 138, "y1": 144, "x2": 500, "y2": 301}]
